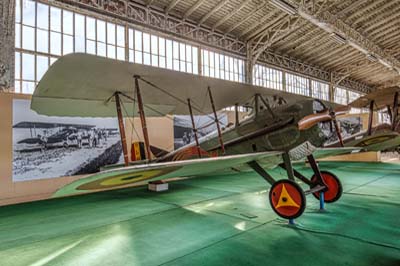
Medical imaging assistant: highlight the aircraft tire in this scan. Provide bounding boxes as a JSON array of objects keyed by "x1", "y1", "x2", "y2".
[
  {"x1": 269, "y1": 179, "x2": 306, "y2": 219},
  {"x1": 311, "y1": 171, "x2": 342, "y2": 203}
]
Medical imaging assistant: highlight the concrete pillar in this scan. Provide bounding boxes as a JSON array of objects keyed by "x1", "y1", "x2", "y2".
[{"x1": 0, "y1": 0, "x2": 15, "y2": 92}]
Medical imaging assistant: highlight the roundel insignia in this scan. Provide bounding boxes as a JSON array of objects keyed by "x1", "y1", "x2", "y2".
[
  {"x1": 76, "y1": 166, "x2": 181, "y2": 191},
  {"x1": 269, "y1": 180, "x2": 306, "y2": 219}
]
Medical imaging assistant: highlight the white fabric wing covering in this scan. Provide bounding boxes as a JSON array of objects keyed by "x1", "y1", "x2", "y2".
[{"x1": 31, "y1": 53, "x2": 307, "y2": 117}]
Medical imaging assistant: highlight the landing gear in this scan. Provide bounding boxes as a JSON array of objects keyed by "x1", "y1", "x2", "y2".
[
  {"x1": 311, "y1": 171, "x2": 342, "y2": 203},
  {"x1": 248, "y1": 152, "x2": 344, "y2": 221},
  {"x1": 269, "y1": 179, "x2": 306, "y2": 219}
]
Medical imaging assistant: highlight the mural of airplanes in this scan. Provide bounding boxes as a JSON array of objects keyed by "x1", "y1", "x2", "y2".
[
  {"x1": 31, "y1": 53, "x2": 361, "y2": 220},
  {"x1": 318, "y1": 86, "x2": 400, "y2": 151},
  {"x1": 14, "y1": 122, "x2": 95, "y2": 148}
]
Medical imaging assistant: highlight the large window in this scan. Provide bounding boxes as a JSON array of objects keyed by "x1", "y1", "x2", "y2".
[
  {"x1": 311, "y1": 80, "x2": 329, "y2": 101},
  {"x1": 15, "y1": 0, "x2": 128, "y2": 93},
  {"x1": 128, "y1": 30, "x2": 198, "y2": 74},
  {"x1": 334, "y1": 87, "x2": 348, "y2": 105},
  {"x1": 253, "y1": 64, "x2": 283, "y2": 90},
  {"x1": 286, "y1": 73, "x2": 310, "y2": 96},
  {"x1": 15, "y1": 0, "x2": 200, "y2": 94},
  {"x1": 201, "y1": 50, "x2": 245, "y2": 83}
]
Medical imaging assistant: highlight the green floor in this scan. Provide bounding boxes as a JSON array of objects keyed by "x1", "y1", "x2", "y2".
[{"x1": 1, "y1": 162, "x2": 400, "y2": 266}]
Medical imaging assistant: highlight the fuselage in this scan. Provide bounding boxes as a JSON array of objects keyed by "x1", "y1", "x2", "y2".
[{"x1": 161, "y1": 99, "x2": 329, "y2": 161}]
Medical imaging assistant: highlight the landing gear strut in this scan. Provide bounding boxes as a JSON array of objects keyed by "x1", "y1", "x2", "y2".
[{"x1": 248, "y1": 153, "x2": 343, "y2": 221}]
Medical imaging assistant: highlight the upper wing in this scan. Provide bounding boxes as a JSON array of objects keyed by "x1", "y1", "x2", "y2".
[
  {"x1": 31, "y1": 53, "x2": 309, "y2": 118},
  {"x1": 349, "y1": 86, "x2": 400, "y2": 109},
  {"x1": 53, "y1": 151, "x2": 283, "y2": 197}
]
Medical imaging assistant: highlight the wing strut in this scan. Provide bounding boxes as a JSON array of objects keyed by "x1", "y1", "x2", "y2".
[
  {"x1": 134, "y1": 75, "x2": 152, "y2": 161},
  {"x1": 115, "y1": 92, "x2": 129, "y2": 166},
  {"x1": 187, "y1": 98, "x2": 202, "y2": 158},
  {"x1": 331, "y1": 110, "x2": 344, "y2": 147},
  {"x1": 367, "y1": 100, "x2": 374, "y2": 136},
  {"x1": 208, "y1": 86, "x2": 225, "y2": 155},
  {"x1": 392, "y1": 92, "x2": 398, "y2": 131}
]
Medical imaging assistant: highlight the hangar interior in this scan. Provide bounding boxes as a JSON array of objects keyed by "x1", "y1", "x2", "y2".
[{"x1": 0, "y1": 0, "x2": 400, "y2": 265}]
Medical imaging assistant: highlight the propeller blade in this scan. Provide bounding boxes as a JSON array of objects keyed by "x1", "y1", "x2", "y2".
[{"x1": 298, "y1": 110, "x2": 332, "y2": 130}]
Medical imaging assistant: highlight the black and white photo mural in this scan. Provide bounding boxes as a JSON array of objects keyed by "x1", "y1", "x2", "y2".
[
  {"x1": 173, "y1": 114, "x2": 228, "y2": 150},
  {"x1": 12, "y1": 99, "x2": 123, "y2": 181}
]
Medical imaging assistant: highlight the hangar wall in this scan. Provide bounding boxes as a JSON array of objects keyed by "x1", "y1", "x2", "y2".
[{"x1": 0, "y1": 92, "x2": 174, "y2": 206}]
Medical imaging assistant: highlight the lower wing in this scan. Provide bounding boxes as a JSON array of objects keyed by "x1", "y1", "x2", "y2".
[{"x1": 53, "y1": 151, "x2": 283, "y2": 198}]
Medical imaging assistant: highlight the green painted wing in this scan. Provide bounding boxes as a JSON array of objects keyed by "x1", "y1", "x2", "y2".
[{"x1": 53, "y1": 151, "x2": 283, "y2": 198}]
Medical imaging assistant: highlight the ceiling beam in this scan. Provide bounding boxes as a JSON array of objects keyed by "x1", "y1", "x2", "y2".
[
  {"x1": 165, "y1": 0, "x2": 181, "y2": 14},
  {"x1": 224, "y1": 1, "x2": 268, "y2": 34},
  {"x1": 183, "y1": 0, "x2": 207, "y2": 20},
  {"x1": 280, "y1": 0, "x2": 400, "y2": 75},
  {"x1": 198, "y1": 0, "x2": 229, "y2": 26},
  {"x1": 211, "y1": 0, "x2": 252, "y2": 31}
]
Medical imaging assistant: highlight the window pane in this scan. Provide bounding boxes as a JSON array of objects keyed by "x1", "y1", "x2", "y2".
[
  {"x1": 192, "y1": 47, "x2": 198, "y2": 74},
  {"x1": 117, "y1": 47, "x2": 125, "y2": 60},
  {"x1": 63, "y1": 10, "x2": 73, "y2": 35},
  {"x1": 107, "y1": 45, "x2": 116, "y2": 59},
  {"x1": 97, "y1": 42, "x2": 106, "y2": 57},
  {"x1": 87, "y1": 40, "x2": 96, "y2": 54},
  {"x1": 22, "y1": 25, "x2": 35, "y2": 51},
  {"x1": 143, "y1": 33, "x2": 150, "y2": 53},
  {"x1": 179, "y1": 43, "x2": 185, "y2": 61},
  {"x1": 15, "y1": 52, "x2": 21, "y2": 80},
  {"x1": 15, "y1": 23, "x2": 21, "y2": 48},
  {"x1": 37, "y1": 3, "x2": 48, "y2": 30},
  {"x1": 50, "y1": 7, "x2": 61, "y2": 32},
  {"x1": 37, "y1": 29, "x2": 49, "y2": 53},
  {"x1": 97, "y1": 20, "x2": 106, "y2": 43},
  {"x1": 50, "y1": 32, "x2": 61, "y2": 55},
  {"x1": 16, "y1": 0, "x2": 21, "y2": 23},
  {"x1": 22, "y1": 81, "x2": 35, "y2": 94},
  {"x1": 36, "y1": 55, "x2": 48, "y2": 80},
  {"x1": 129, "y1": 49, "x2": 134, "y2": 62},
  {"x1": 117, "y1": 25, "x2": 125, "y2": 46},
  {"x1": 135, "y1": 51, "x2": 142, "y2": 64},
  {"x1": 135, "y1": 30, "x2": 142, "y2": 51},
  {"x1": 75, "y1": 14, "x2": 85, "y2": 37},
  {"x1": 151, "y1": 55, "x2": 158, "y2": 67},
  {"x1": 22, "y1": 53, "x2": 35, "y2": 80},
  {"x1": 166, "y1": 40, "x2": 173, "y2": 69},
  {"x1": 107, "y1": 23, "x2": 116, "y2": 45},
  {"x1": 143, "y1": 53, "x2": 150, "y2": 65},
  {"x1": 151, "y1": 35, "x2": 158, "y2": 55},
  {"x1": 75, "y1": 36, "x2": 85, "y2": 53},
  {"x1": 86, "y1": 17, "x2": 96, "y2": 40},
  {"x1": 128, "y1": 29, "x2": 133, "y2": 49},
  {"x1": 159, "y1": 37, "x2": 165, "y2": 56},
  {"x1": 22, "y1": 0, "x2": 35, "y2": 27},
  {"x1": 173, "y1": 41, "x2": 179, "y2": 60},
  {"x1": 63, "y1": 34, "x2": 73, "y2": 55},
  {"x1": 186, "y1": 45, "x2": 192, "y2": 61},
  {"x1": 159, "y1": 56, "x2": 165, "y2": 68}
]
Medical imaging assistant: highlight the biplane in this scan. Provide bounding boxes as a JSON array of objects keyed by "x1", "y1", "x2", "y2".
[
  {"x1": 14, "y1": 121, "x2": 94, "y2": 150},
  {"x1": 322, "y1": 86, "x2": 400, "y2": 152},
  {"x1": 31, "y1": 53, "x2": 359, "y2": 220}
]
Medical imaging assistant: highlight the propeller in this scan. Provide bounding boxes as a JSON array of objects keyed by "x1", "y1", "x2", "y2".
[{"x1": 298, "y1": 105, "x2": 350, "y2": 131}]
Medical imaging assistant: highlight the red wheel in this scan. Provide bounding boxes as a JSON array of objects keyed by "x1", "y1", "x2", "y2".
[
  {"x1": 311, "y1": 171, "x2": 342, "y2": 203},
  {"x1": 269, "y1": 179, "x2": 306, "y2": 219}
]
